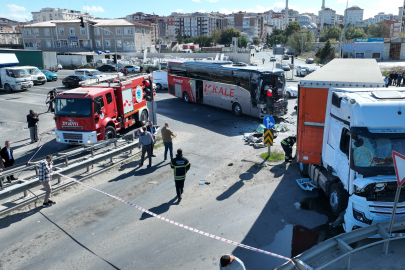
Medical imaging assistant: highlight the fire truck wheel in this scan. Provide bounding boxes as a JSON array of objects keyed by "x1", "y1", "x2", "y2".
[
  {"x1": 4, "y1": 84, "x2": 13, "y2": 93},
  {"x1": 140, "y1": 110, "x2": 148, "y2": 125},
  {"x1": 329, "y1": 183, "x2": 349, "y2": 216},
  {"x1": 183, "y1": 92, "x2": 190, "y2": 103},
  {"x1": 232, "y1": 103, "x2": 242, "y2": 116},
  {"x1": 104, "y1": 126, "x2": 117, "y2": 140}
]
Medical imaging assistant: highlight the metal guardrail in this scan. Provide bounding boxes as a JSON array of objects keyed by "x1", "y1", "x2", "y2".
[
  {"x1": 277, "y1": 217, "x2": 405, "y2": 270},
  {"x1": 0, "y1": 134, "x2": 137, "y2": 198}
]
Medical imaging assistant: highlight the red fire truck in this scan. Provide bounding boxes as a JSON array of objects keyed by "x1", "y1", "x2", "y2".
[{"x1": 54, "y1": 74, "x2": 154, "y2": 145}]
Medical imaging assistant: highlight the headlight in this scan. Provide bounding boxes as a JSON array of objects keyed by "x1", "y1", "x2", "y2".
[
  {"x1": 87, "y1": 140, "x2": 91, "y2": 143},
  {"x1": 353, "y1": 208, "x2": 372, "y2": 225}
]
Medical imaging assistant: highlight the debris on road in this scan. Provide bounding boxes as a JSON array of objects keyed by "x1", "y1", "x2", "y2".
[
  {"x1": 296, "y1": 178, "x2": 317, "y2": 191},
  {"x1": 199, "y1": 180, "x2": 205, "y2": 185}
]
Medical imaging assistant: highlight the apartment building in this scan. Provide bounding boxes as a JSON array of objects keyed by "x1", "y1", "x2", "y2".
[
  {"x1": 318, "y1": 8, "x2": 336, "y2": 25},
  {"x1": 383, "y1": 20, "x2": 401, "y2": 38},
  {"x1": 21, "y1": 19, "x2": 152, "y2": 52},
  {"x1": 32, "y1": 8, "x2": 94, "y2": 23},
  {"x1": 335, "y1": 14, "x2": 344, "y2": 22},
  {"x1": 344, "y1": 6, "x2": 364, "y2": 26},
  {"x1": 374, "y1": 12, "x2": 394, "y2": 23},
  {"x1": 0, "y1": 25, "x2": 22, "y2": 44},
  {"x1": 224, "y1": 12, "x2": 264, "y2": 41},
  {"x1": 175, "y1": 12, "x2": 225, "y2": 37}
]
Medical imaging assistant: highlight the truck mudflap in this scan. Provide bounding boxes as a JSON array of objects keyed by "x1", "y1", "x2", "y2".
[{"x1": 55, "y1": 130, "x2": 98, "y2": 145}]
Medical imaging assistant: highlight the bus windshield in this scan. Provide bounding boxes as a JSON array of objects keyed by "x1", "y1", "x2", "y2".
[{"x1": 55, "y1": 98, "x2": 92, "y2": 117}]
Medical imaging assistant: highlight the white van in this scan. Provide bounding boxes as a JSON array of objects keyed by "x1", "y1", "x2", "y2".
[
  {"x1": 152, "y1": 70, "x2": 168, "y2": 90},
  {"x1": 73, "y1": 69, "x2": 107, "y2": 79},
  {"x1": 0, "y1": 67, "x2": 33, "y2": 92},
  {"x1": 21, "y1": 66, "x2": 46, "y2": 85}
]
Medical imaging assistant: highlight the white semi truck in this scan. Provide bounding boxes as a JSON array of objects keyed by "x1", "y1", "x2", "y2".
[
  {"x1": 297, "y1": 59, "x2": 405, "y2": 232},
  {"x1": 0, "y1": 54, "x2": 33, "y2": 92}
]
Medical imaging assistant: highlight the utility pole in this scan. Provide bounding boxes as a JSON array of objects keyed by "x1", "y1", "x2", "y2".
[
  {"x1": 285, "y1": 0, "x2": 289, "y2": 31},
  {"x1": 301, "y1": 30, "x2": 304, "y2": 54}
]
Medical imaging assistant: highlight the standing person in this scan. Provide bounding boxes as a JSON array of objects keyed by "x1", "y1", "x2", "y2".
[
  {"x1": 262, "y1": 58, "x2": 265, "y2": 64},
  {"x1": 146, "y1": 68, "x2": 151, "y2": 74},
  {"x1": 0, "y1": 141, "x2": 18, "y2": 182},
  {"x1": 384, "y1": 76, "x2": 389, "y2": 88},
  {"x1": 27, "y1": 110, "x2": 39, "y2": 143},
  {"x1": 38, "y1": 155, "x2": 56, "y2": 207},
  {"x1": 161, "y1": 122, "x2": 177, "y2": 161},
  {"x1": 397, "y1": 73, "x2": 402, "y2": 87},
  {"x1": 393, "y1": 72, "x2": 398, "y2": 86},
  {"x1": 219, "y1": 254, "x2": 246, "y2": 270},
  {"x1": 139, "y1": 65, "x2": 144, "y2": 73},
  {"x1": 47, "y1": 88, "x2": 57, "y2": 113},
  {"x1": 281, "y1": 135, "x2": 297, "y2": 162},
  {"x1": 389, "y1": 72, "x2": 394, "y2": 86},
  {"x1": 170, "y1": 149, "x2": 190, "y2": 202},
  {"x1": 138, "y1": 126, "x2": 154, "y2": 167},
  {"x1": 146, "y1": 121, "x2": 157, "y2": 157}
]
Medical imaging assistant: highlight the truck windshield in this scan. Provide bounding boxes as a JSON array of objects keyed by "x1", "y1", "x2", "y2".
[
  {"x1": 55, "y1": 98, "x2": 92, "y2": 117},
  {"x1": 12, "y1": 69, "x2": 30, "y2": 78},
  {"x1": 352, "y1": 135, "x2": 405, "y2": 168}
]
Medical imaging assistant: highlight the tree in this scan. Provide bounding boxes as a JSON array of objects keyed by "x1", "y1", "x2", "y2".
[
  {"x1": 253, "y1": 39, "x2": 261, "y2": 45},
  {"x1": 211, "y1": 28, "x2": 222, "y2": 45},
  {"x1": 315, "y1": 40, "x2": 335, "y2": 63},
  {"x1": 287, "y1": 30, "x2": 314, "y2": 54},
  {"x1": 155, "y1": 37, "x2": 163, "y2": 45},
  {"x1": 176, "y1": 33, "x2": 184, "y2": 44},
  {"x1": 238, "y1": 36, "x2": 248, "y2": 48},
  {"x1": 266, "y1": 33, "x2": 271, "y2": 46},
  {"x1": 368, "y1": 22, "x2": 390, "y2": 38},
  {"x1": 285, "y1": 22, "x2": 301, "y2": 37},
  {"x1": 220, "y1": 27, "x2": 241, "y2": 45}
]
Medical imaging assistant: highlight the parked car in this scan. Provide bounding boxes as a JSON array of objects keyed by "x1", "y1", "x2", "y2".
[
  {"x1": 285, "y1": 85, "x2": 298, "y2": 98},
  {"x1": 62, "y1": 75, "x2": 90, "y2": 88},
  {"x1": 40, "y1": 70, "x2": 58, "y2": 81},
  {"x1": 283, "y1": 55, "x2": 289, "y2": 60},
  {"x1": 96, "y1": 65, "x2": 117, "y2": 72},
  {"x1": 263, "y1": 45, "x2": 268, "y2": 49},
  {"x1": 270, "y1": 56, "x2": 276, "y2": 61},
  {"x1": 249, "y1": 62, "x2": 258, "y2": 66},
  {"x1": 57, "y1": 63, "x2": 63, "y2": 70},
  {"x1": 281, "y1": 62, "x2": 290, "y2": 71},
  {"x1": 120, "y1": 65, "x2": 140, "y2": 73},
  {"x1": 306, "y1": 58, "x2": 314, "y2": 64},
  {"x1": 296, "y1": 65, "x2": 309, "y2": 77},
  {"x1": 73, "y1": 69, "x2": 106, "y2": 79}
]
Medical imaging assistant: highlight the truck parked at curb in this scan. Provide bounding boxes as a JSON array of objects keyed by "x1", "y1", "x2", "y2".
[
  {"x1": 0, "y1": 53, "x2": 33, "y2": 92},
  {"x1": 297, "y1": 59, "x2": 405, "y2": 232},
  {"x1": 54, "y1": 74, "x2": 154, "y2": 145}
]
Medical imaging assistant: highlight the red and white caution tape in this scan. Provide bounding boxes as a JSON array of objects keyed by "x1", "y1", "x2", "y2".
[{"x1": 55, "y1": 172, "x2": 300, "y2": 265}]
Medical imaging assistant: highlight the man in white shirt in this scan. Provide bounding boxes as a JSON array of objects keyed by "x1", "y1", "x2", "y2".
[{"x1": 219, "y1": 254, "x2": 246, "y2": 270}]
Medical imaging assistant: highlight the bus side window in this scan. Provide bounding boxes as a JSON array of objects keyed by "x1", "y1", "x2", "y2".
[{"x1": 234, "y1": 71, "x2": 250, "y2": 89}]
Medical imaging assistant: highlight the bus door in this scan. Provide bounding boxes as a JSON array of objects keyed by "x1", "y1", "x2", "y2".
[
  {"x1": 189, "y1": 79, "x2": 197, "y2": 102},
  {"x1": 196, "y1": 80, "x2": 204, "y2": 103}
]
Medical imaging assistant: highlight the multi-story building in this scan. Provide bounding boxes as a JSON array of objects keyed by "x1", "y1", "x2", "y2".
[
  {"x1": 267, "y1": 17, "x2": 284, "y2": 30},
  {"x1": 383, "y1": 20, "x2": 401, "y2": 38},
  {"x1": 32, "y1": 8, "x2": 94, "y2": 23},
  {"x1": 0, "y1": 25, "x2": 22, "y2": 44},
  {"x1": 374, "y1": 12, "x2": 393, "y2": 23},
  {"x1": 175, "y1": 12, "x2": 225, "y2": 38},
  {"x1": 335, "y1": 14, "x2": 344, "y2": 22},
  {"x1": 344, "y1": 6, "x2": 364, "y2": 26},
  {"x1": 354, "y1": 20, "x2": 371, "y2": 28},
  {"x1": 125, "y1": 12, "x2": 161, "y2": 44},
  {"x1": 164, "y1": 16, "x2": 176, "y2": 41},
  {"x1": 21, "y1": 19, "x2": 152, "y2": 52},
  {"x1": 318, "y1": 7, "x2": 336, "y2": 26},
  {"x1": 224, "y1": 12, "x2": 264, "y2": 41}
]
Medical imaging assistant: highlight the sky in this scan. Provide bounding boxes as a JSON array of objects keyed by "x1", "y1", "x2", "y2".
[{"x1": 1, "y1": 0, "x2": 404, "y2": 22}]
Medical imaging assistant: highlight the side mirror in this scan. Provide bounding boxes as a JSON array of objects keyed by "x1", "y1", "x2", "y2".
[{"x1": 354, "y1": 138, "x2": 364, "y2": 148}]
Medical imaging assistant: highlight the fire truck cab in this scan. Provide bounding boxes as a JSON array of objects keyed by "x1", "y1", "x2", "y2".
[{"x1": 54, "y1": 74, "x2": 152, "y2": 145}]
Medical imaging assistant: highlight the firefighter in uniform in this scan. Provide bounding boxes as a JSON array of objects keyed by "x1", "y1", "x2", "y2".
[
  {"x1": 281, "y1": 135, "x2": 296, "y2": 162},
  {"x1": 170, "y1": 148, "x2": 191, "y2": 202}
]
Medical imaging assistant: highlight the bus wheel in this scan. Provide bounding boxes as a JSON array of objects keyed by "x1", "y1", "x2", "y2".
[
  {"x1": 232, "y1": 103, "x2": 242, "y2": 116},
  {"x1": 104, "y1": 126, "x2": 116, "y2": 140},
  {"x1": 329, "y1": 183, "x2": 349, "y2": 216},
  {"x1": 299, "y1": 162, "x2": 309, "y2": 176},
  {"x1": 183, "y1": 92, "x2": 190, "y2": 103},
  {"x1": 4, "y1": 84, "x2": 13, "y2": 93},
  {"x1": 140, "y1": 110, "x2": 148, "y2": 125}
]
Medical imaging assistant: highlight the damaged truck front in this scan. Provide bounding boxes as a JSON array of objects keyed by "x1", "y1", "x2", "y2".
[{"x1": 297, "y1": 59, "x2": 405, "y2": 232}]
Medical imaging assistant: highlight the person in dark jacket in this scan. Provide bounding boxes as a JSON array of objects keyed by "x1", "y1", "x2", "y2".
[
  {"x1": 46, "y1": 88, "x2": 57, "y2": 112},
  {"x1": 389, "y1": 72, "x2": 394, "y2": 86},
  {"x1": 170, "y1": 149, "x2": 190, "y2": 202},
  {"x1": 0, "y1": 141, "x2": 17, "y2": 182},
  {"x1": 27, "y1": 110, "x2": 39, "y2": 143},
  {"x1": 281, "y1": 136, "x2": 296, "y2": 162}
]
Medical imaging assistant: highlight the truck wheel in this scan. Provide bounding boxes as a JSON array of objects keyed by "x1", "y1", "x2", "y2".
[
  {"x1": 4, "y1": 84, "x2": 12, "y2": 93},
  {"x1": 183, "y1": 92, "x2": 190, "y2": 102},
  {"x1": 156, "y1": 83, "x2": 162, "y2": 90},
  {"x1": 329, "y1": 183, "x2": 349, "y2": 216},
  {"x1": 298, "y1": 162, "x2": 309, "y2": 176},
  {"x1": 104, "y1": 126, "x2": 116, "y2": 140},
  {"x1": 232, "y1": 102, "x2": 242, "y2": 116},
  {"x1": 140, "y1": 110, "x2": 148, "y2": 125}
]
